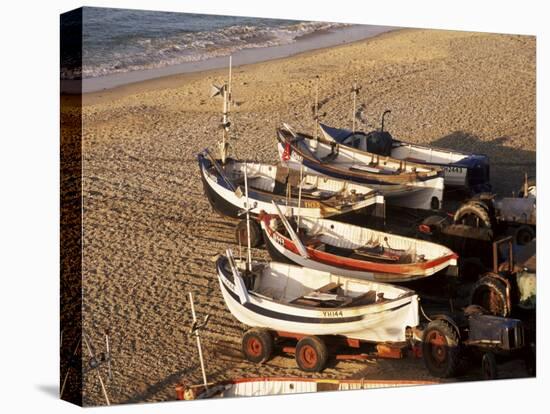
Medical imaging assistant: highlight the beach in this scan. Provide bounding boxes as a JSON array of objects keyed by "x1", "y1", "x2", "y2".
[{"x1": 68, "y1": 28, "x2": 535, "y2": 405}]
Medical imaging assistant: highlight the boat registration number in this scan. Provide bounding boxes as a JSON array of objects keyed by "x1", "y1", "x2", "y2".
[
  {"x1": 273, "y1": 233, "x2": 285, "y2": 246},
  {"x1": 442, "y1": 166, "x2": 466, "y2": 184},
  {"x1": 322, "y1": 310, "x2": 344, "y2": 318},
  {"x1": 303, "y1": 201, "x2": 319, "y2": 208},
  {"x1": 444, "y1": 166, "x2": 464, "y2": 174}
]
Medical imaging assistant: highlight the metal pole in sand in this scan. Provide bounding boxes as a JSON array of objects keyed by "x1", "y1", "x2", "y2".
[
  {"x1": 352, "y1": 81, "x2": 357, "y2": 133},
  {"x1": 105, "y1": 331, "x2": 112, "y2": 380},
  {"x1": 314, "y1": 75, "x2": 319, "y2": 140},
  {"x1": 228, "y1": 56, "x2": 232, "y2": 112},
  {"x1": 189, "y1": 292, "x2": 208, "y2": 390},
  {"x1": 296, "y1": 164, "x2": 304, "y2": 232},
  {"x1": 60, "y1": 337, "x2": 81, "y2": 398},
  {"x1": 83, "y1": 334, "x2": 110, "y2": 406},
  {"x1": 221, "y1": 83, "x2": 228, "y2": 164},
  {"x1": 244, "y1": 163, "x2": 252, "y2": 272}
]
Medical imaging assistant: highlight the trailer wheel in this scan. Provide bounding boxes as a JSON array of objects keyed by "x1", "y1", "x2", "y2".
[
  {"x1": 453, "y1": 202, "x2": 492, "y2": 229},
  {"x1": 236, "y1": 219, "x2": 263, "y2": 248},
  {"x1": 481, "y1": 352, "x2": 498, "y2": 380},
  {"x1": 514, "y1": 225, "x2": 535, "y2": 246},
  {"x1": 470, "y1": 275, "x2": 509, "y2": 317},
  {"x1": 242, "y1": 329, "x2": 273, "y2": 364},
  {"x1": 295, "y1": 336, "x2": 328, "y2": 373},
  {"x1": 422, "y1": 319, "x2": 461, "y2": 378}
]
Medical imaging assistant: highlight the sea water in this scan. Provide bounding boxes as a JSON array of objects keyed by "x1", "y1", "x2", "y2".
[{"x1": 61, "y1": 7, "x2": 394, "y2": 91}]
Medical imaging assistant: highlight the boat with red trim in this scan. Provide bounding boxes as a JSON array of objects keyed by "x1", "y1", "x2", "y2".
[
  {"x1": 176, "y1": 376, "x2": 437, "y2": 400},
  {"x1": 260, "y1": 211, "x2": 458, "y2": 283}
]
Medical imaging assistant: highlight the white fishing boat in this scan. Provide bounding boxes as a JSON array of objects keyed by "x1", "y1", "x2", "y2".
[
  {"x1": 198, "y1": 149, "x2": 385, "y2": 220},
  {"x1": 260, "y1": 211, "x2": 458, "y2": 283},
  {"x1": 216, "y1": 250, "x2": 419, "y2": 344},
  {"x1": 319, "y1": 122, "x2": 491, "y2": 192},
  {"x1": 176, "y1": 377, "x2": 437, "y2": 400},
  {"x1": 277, "y1": 124, "x2": 444, "y2": 211}
]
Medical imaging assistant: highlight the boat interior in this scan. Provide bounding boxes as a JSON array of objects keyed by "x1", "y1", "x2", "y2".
[
  {"x1": 325, "y1": 128, "x2": 468, "y2": 165},
  {"x1": 271, "y1": 217, "x2": 422, "y2": 265},
  {"x1": 223, "y1": 257, "x2": 410, "y2": 309},
  {"x1": 214, "y1": 158, "x2": 372, "y2": 206},
  {"x1": 279, "y1": 127, "x2": 434, "y2": 176}
]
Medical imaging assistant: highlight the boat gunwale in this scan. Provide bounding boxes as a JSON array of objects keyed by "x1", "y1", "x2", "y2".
[
  {"x1": 216, "y1": 255, "x2": 417, "y2": 314},
  {"x1": 318, "y1": 122, "x2": 489, "y2": 161},
  {"x1": 198, "y1": 150, "x2": 382, "y2": 212},
  {"x1": 277, "y1": 128, "x2": 443, "y2": 183}
]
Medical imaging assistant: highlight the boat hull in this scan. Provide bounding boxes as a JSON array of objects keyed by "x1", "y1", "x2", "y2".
[
  {"x1": 217, "y1": 258, "x2": 419, "y2": 343},
  {"x1": 198, "y1": 153, "x2": 384, "y2": 219},
  {"x1": 176, "y1": 377, "x2": 437, "y2": 400},
  {"x1": 277, "y1": 143, "x2": 444, "y2": 211},
  {"x1": 261, "y1": 216, "x2": 458, "y2": 283},
  {"x1": 319, "y1": 123, "x2": 491, "y2": 192}
]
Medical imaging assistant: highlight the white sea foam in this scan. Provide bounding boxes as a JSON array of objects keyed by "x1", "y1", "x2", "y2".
[{"x1": 62, "y1": 21, "x2": 348, "y2": 79}]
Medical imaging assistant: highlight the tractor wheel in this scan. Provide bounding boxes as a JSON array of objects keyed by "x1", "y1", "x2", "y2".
[
  {"x1": 481, "y1": 352, "x2": 498, "y2": 380},
  {"x1": 295, "y1": 336, "x2": 328, "y2": 373},
  {"x1": 242, "y1": 328, "x2": 273, "y2": 364},
  {"x1": 422, "y1": 319, "x2": 461, "y2": 378},
  {"x1": 235, "y1": 219, "x2": 263, "y2": 248},
  {"x1": 453, "y1": 202, "x2": 492, "y2": 229},
  {"x1": 514, "y1": 225, "x2": 535, "y2": 246},
  {"x1": 470, "y1": 275, "x2": 509, "y2": 317}
]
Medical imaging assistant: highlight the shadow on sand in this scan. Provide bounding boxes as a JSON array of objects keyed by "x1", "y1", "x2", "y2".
[{"x1": 431, "y1": 131, "x2": 535, "y2": 196}]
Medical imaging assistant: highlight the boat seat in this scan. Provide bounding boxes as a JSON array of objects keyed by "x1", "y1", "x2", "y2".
[
  {"x1": 255, "y1": 286, "x2": 284, "y2": 300},
  {"x1": 316, "y1": 282, "x2": 341, "y2": 293},
  {"x1": 342, "y1": 290, "x2": 377, "y2": 307},
  {"x1": 289, "y1": 282, "x2": 343, "y2": 307},
  {"x1": 402, "y1": 157, "x2": 425, "y2": 163},
  {"x1": 352, "y1": 245, "x2": 400, "y2": 262},
  {"x1": 291, "y1": 298, "x2": 323, "y2": 307}
]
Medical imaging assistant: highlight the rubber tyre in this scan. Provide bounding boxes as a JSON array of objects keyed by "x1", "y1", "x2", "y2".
[
  {"x1": 422, "y1": 319, "x2": 461, "y2": 378},
  {"x1": 481, "y1": 352, "x2": 498, "y2": 380},
  {"x1": 295, "y1": 336, "x2": 328, "y2": 373},
  {"x1": 453, "y1": 202, "x2": 492, "y2": 229},
  {"x1": 514, "y1": 225, "x2": 535, "y2": 246},
  {"x1": 242, "y1": 329, "x2": 273, "y2": 364},
  {"x1": 235, "y1": 219, "x2": 263, "y2": 248},
  {"x1": 470, "y1": 275, "x2": 509, "y2": 317}
]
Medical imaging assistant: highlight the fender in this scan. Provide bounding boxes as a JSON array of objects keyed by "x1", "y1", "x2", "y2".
[{"x1": 429, "y1": 314, "x2": 462, "y2": 340}]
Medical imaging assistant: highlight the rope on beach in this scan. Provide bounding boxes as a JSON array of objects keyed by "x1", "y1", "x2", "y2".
[{"x1": 419, "y1": 303, "x2": 433, "y2": 322}]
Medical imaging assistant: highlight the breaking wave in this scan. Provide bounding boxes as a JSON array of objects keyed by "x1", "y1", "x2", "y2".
[{"x1": 62, "y1": 20, "x2": 348, "y2": 79}]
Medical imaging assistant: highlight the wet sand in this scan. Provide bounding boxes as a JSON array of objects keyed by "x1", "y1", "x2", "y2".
[{"x1": 69, "y1": 28, "x2": 535, "y2": 405}]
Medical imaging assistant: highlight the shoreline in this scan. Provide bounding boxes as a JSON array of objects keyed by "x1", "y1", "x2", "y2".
[{"x1": 71, "y1": 26, "x2": 401, "y2": 105}]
